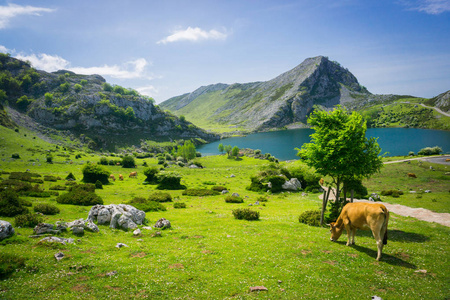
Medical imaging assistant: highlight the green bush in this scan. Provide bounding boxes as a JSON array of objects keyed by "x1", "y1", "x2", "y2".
[
  {"x1": 381, "y1": 189, "x2": 404, "y2": 198},
  {"x1": 232, "y1": 208, "x2": 260, "y2": 221},
  {"x1": 211, "y1": 185, "x2": 227, "y2": 192},
  {"x1": 148, "y1": 192, "x2": 172, "y2": 202},
  {"x1": 173, "y1": 202, "x2": 187, "y2": 209},
  {"x1": 82, "y1": 163, "x2": 110, "y2": 184},
  {"x1": 182, "y1": 189, "x2": 219, "y2": 196},
  {"x1": 65, "y1": 172, "x2": 76, "y2": 181},
  {"x1": 0, "y1": 253, "x2": 26, "y2": 279},
  {"x1": 143, "y1": 167, "x2": 159, "y2": 183},
  {"x1": 156, "y1": 174, "x2": 185, "y2": 190},
  {"x1": 56, "y1": 188, "x2": 103, "y2": 206},
  {"x1": 14, "y1": 213, "x2": 44, "y2": 227},
  {"x1": 0, "y1": 190, "x2": 29, "y2": 217},
  {"x1": 99, "y1": 157, "x2": 108, "y2": 165},
  {"x1": 418, "y1": 146, "x2": 442, "y2": 156},
  {"x1": 95, "y1": 180, "x2": 103, "y2": 189},
  {"x1": 298, "y1": 210, "x2": 322, "y2": 227},
  {"x1": 69, "y1": 184, "x2": 96, "y2": 193},
  {"x1": 256, "y1": 196, "x2": 268, "y2": 202},
  {"x1": 126, "y1": 197, "x2": 166, "y2": 212},
  {"x1": 287, "y1": 161, "x2": 321, "y2": 190},
  {"x1": 43, "y1": 175, "x2": 58, "y2": 182},
  {"x1": 11, "y1": 153, "x2": 20, "y2": 159},
  {"x1": 122, "y1": 155, "x2": 136, "y2": 168},
  {"x1": 19, "y1": 198, "x2": 32, "y2": 207},
  {"x1": 34, "y1": 204, "x2": 60, "y2": 215},
  {"x1": 225, "y1": 195, "x2": 243, "y2": 203}
]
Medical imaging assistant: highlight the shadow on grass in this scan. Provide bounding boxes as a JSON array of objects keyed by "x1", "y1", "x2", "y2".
[
  {"x1": 388, "y1": 229, "x2": 429, "y2": 243},
  {"x1": 351, "y1": 244, "x2": 417, "y2": 269}
]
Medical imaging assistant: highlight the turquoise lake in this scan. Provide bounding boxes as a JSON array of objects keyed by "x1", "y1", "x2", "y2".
[{"x1": 198, "y1": 128, "x2": 450, "y2": 160}]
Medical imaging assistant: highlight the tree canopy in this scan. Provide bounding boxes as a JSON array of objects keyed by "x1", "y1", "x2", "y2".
[{"x1": 297, "y1": 106, "x2": 383, "y2": 201}]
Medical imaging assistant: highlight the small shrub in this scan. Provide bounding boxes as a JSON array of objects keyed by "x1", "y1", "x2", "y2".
[
  {"x1": 95, "y1": 180, "x2": 103, "y2": 189},
  {"x1": 99, "y1": 157, "x2": 108, "y2": 165},
  {"x1": 127, "y1": 197, "x2": 166, "y2": 212},
  {"x1": 156, "y1": 174, "x2": 185, "y2": 190},
  {"x1": 225, "y1": 195, "x2": 243, "y2": 203},
  {"x1": 408, "y1": 151, "x2": 415, "y2": 156},
  {"x1": 256, "y1": 196, "x2": 268, "y2": 202},
  {"x1": 143, "y1": 167, "x2": 159, "y2": 183},
  {"x1": 173, "y1": 202, "x2": 187, "y2": 209},
  {"x1": 50, "y1": 185, "x2": 66, "y2": 191},
  {"x1": 122, "y1": 155, "x2": 136, "y2": 168},
  {"x1": 11, "y1": 153, "x2": 20, "y2": 159},
  {"x1": 148, "y1": 192, "x2": 172, "y2": 202},
  {"x1": 19, "y1": 198, "x2": 32, "y2": 207},
  {"x1": 381, "y1": 190, "x2": 404, "y2": 198},
  {"x1": 14, "y1": 213, "x2": 43, "y2": 227},
  {"x1": 232, "y1": 208, "x2": 260, "y2": 221},
  {"x1": 0, "y1": 190, "x2": 29, "y2": 217},
  {"x1": 34, "y1": 204, "x2": 60, "y2": 215},
  {"x1": 298, "y1": 210, "x2": 321, "y2": 227},
  {"x1": 0, "y1": 253, "x2": 26, "y2": 279},
  {"x1": 203, "y1": 181, "x2": 216, "y2": 185},
  {"x1": 46, "y1": 155, "x2": 53, "y2": 163},
  {"x1": 65, "y1": 172, "x2": 76, "y2": 181},
  {"x1": 56, "y1": 188, "x2": 103, "y2": 206},
  {"x1": 211, "y1": 185, "x2": 227, "y2": 192},
  {"x1": 418, "y1": 146, "x2": 443, "y2": 156},
  {"x1": 182, "y1": 189, "x2": 220, "y2": 196},
  {"x1": 43, "y1": 175, "x2": 58, "y2": 182},
  {"x1": 82, "y1": 163, "x2": 110, "y2": 184}
]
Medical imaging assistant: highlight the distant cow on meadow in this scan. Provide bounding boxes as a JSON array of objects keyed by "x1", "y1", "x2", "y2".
[
  {"x1": 129, "y1": 171, "x2": 137, "y2": 178},
  {"x1": 119, "y1": 174, "x2": 124, "y2": 181},
  {"x1": 407, "y1": 173, "x2": 417, "y2": 178},
  {"x1": 109, "y1": 174, "x2": 116, "y2": 181},
  {"x1": 329, "y1": 202, "x2": 389, "y2": 261}
]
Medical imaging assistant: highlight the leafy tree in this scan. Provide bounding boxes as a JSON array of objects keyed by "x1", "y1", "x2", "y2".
[
  {"x1": 143, "y1": 166, "x2": 159, "y2": 183},
  {"x1": 44, "y1": 93, "x2": 53, "y2": 106},
  {"x1": 177, "y1": 140, "x2": 196, "y2": 161},
  {"x1": 179, "y1": 115, "x2": 186, "y2": 122},
  {"x1": 231, "y1": 146, "x2": 240, "y2": 158},
  {"x1": 16, "y1": 95, "x2": 32, "y2": 110},
  {"x1": 82, "y1": 163, "x2": 110, "y2": 184},
  {"x1": 59, "y1": 82, "x2": 70, "y2": 93},
  {"x1": 0, "y1": 89, "x2": 6, "y2": 102},
  {"x1": 113, "y1": 85, "x2": 126, "y2": 95},
  {"x1": 80, "y1": 79, "x2": 88, "y2": 86},
  {"x1": 102, "y1": 82, "x2": 113, "y2": 92},
  {"x1": 224, "y1": 145, "x2": 232, "y2": 158},
  {"x1": 218, "y1": 143, "x2": 224, "y2": 153},
  {"x1": 297, "y1": 106, "x2": 383, "y2": 215},
  {"x1": 124, "y1": 106, "x2": 135, "y2": 119}
]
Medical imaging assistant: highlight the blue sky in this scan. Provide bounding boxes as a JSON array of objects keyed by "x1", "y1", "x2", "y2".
[{"x1": 1, "y1": 0, "x2": 449, "y2": 103}]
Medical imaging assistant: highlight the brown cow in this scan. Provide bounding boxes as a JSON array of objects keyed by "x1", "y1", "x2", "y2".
[
  {"x1": 119, "y1": 174, "x2": 124, "y2": 181},
  {"x1": 129, "y1": 171, "x2": 137, "y2": 178},
  {"x1": 407, "y1": 173, "x2": 417, "y2": 178},
  {"x1": 109, "y1": 174, "x2": 116, "y2": 182},
  {"x1": 329, "y1": 202, "x2": 389, "y2": 261}
]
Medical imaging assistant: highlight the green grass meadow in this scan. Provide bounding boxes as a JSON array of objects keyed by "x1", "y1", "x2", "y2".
[{"x1": 0, "y1": 126, "x2": 449, "y2": 299}]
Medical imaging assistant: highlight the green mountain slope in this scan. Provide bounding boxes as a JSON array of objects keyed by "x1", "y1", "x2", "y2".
[
  {"x1": 0, "y1": 54, "x2": 218, "y2": 149},
  {"x1": 160, "y1": 56, "x2": 372, "y2": 132}
]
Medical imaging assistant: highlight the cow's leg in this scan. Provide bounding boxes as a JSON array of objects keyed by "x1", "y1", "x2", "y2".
[
  {"x1": 372, "y1": 229, "x2": 383, "y2": 261},
  {"x1": 350, "y1": 229, "x2": 356, "y2": 245},
  {"x1": 345, "y1": 225, "x2": 352, "y2": 246}
]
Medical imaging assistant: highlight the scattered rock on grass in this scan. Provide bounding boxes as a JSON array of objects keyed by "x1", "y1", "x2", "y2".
[
  {"x1": 115, "y1": 243, "x2": 128, "y2": 248},
  {"x1": 55, "y1": 252, "x2": 64, "y2": 261},
  {"x1": 249, "y1": 286, "x2": 268, "y2": 292},
  {"x1": 0, "y1": 220, "x2": 15, "y2": 241},
  {"x1": 154, "y1": 218, "x2": 171, "y2": 229},
  {"x1": 40, "y1": 236, "x2": 74, "y2": 245}
]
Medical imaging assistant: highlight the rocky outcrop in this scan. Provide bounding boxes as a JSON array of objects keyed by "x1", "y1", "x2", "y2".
[
  {"x1": 0, "y1": 220, "x2": 15, "y2": 241},
  {"x1": 282, "y1": 178, "x2": 302, "y2": 191},
  {"x1": 88, "y1": 204, "x2": 146, "y2": 230}
]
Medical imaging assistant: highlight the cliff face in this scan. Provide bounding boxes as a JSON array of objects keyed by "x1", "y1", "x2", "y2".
[
  {"x1": 160, "y1": 56, "x2": 371, "y2": 131},
  {"x1": 0, "y1": 55, "x2": 218, "y2": 149}
]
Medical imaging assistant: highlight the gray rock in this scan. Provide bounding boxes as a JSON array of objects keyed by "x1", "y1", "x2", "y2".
[
  {"x1": 116, "y1": 243, "x2": 128, "y2": 248},
  {"x1": 142, "y1": 226, "x2": 152, "y2": 230},
  {"x1": 154, "y1": 218, "x2": 171, "y2": 229},
  {"x1": 66, "y1": 218, "x2": 85, "y2": 228},
  {"x1": 0, "y1": 220, "x2": 15, "y2": 241},
  {"x1": 301, "y1": 192, "x2": 308, "y2": 196},
  {"x1": 221, "y1": 190, "x2": 229, "y2": 194},
  {"x1": 282, "y1": 178, "x2": 302, "y2": 191},
  {"x1": 40, "y1": 236, "x2": 74, "y2": 245},
  {"x1": 55, "y1": 252, "x2": 65, "y2": 261},
  {"x1": 133, "y1": 229, "x2": 141, "y2": 236},
  {"x1": 232, "y1": 193, "x2": 240, "y2": 197},
  {"x1": 84, "y1": 219, "x2": 99, "y2": 232},
  {"x1": 425, "y1": 190, "x2": 431, "y2": 193},
  {"x1": 370, "y1": 193, "x2": 381, "y2": 201},
  {"x1": 88, "y1": 204, "x2": 146, "y2": 231},
  {"x1": 34, "y1": 223, "x2": 58, "y2": 235},
  {"x1": 230, "y1": 174, "x2": 236, "y2": 178}
]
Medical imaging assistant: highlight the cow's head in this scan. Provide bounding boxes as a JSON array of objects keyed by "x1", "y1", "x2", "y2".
[{"x1": 329, "y1": 222, "x2": 343, "y2": 242}]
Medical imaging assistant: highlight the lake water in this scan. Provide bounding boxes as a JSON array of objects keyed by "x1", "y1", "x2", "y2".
[{"x1": 198, "y1": 128, "x2": 450, "y2": 160}]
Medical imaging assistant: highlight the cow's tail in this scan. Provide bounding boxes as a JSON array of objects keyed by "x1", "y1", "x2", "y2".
[{"x1": 381, "y1": 207, "x2": 389, "y2": 245}]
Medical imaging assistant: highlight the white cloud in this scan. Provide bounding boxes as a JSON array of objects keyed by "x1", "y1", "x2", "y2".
[
  {"x1": 401, "y1": 0, "x2": 450, "y2": 14},
  {"x1": 69, "y1": 58, "x2": 149, "y2": 79},
  {"x1": 0, "y1": 3, "x2": 55, "y2": 29},
  {"x1": 136, "y1": 85, "x2": 158, "y2": 98},
  {"x1": 0, "y1": 45, "x2": 9, "y2": 53},
  {"x1": 15, "y1": 53, "x2": 69, "y2": 72},
  {"x1": 157, "y1": 26, "x2": 228, "y2": 44}
]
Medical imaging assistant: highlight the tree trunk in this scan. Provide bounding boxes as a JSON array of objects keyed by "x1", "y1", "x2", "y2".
[
  {"x1": 320, "y1": 186, "x2": 332, "y2": 225},
  {"x1": 351, "y1": 189, "x2": 354, "y2": 203}
]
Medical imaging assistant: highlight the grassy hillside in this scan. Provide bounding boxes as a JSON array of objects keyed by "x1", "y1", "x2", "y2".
[{"x1": 0, "y1": 126, "x2": 449, "y2": 299}]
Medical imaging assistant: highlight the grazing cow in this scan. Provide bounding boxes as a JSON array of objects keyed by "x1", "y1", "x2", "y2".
[
  {"x1": 129, "y1": 171, "x2": 137, "y2": 178},
  {"x1": 109, "y1": 174, "x2": 116, "y2": 182},
  {"x1": 329, "y1": 202, "x2": 389, "y2": 261},
  {"x1": 119, "y1": 174, "x2": 124, "y2": 181},
  {"x1": 446, "y1": 158, "x2": 450, "y2": 162},
  {"x1": 407, "y1": 173, "x2": 417, "y2": 178}
]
